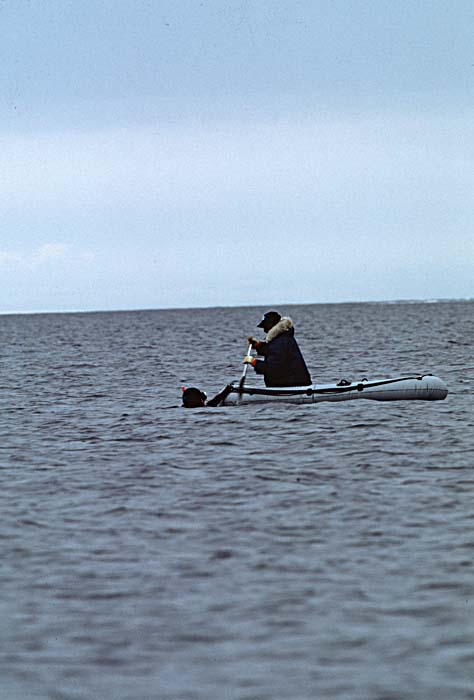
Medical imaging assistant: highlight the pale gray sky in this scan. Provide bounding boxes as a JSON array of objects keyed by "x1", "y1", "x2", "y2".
[{"x1": 1, "y1": 0, "x2": 473, "y2": 312}]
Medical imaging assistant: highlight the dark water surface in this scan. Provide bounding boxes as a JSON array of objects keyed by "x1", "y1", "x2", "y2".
[{"x1": 1, "y1": 301, "x2": 473, "y2": 700}]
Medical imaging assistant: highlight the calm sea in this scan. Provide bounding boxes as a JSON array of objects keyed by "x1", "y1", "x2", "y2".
[{"x1": 1, "y1": 301, "x2": 473, "y2": 700}]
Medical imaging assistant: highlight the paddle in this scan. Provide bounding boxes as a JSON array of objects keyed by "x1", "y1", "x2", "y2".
[{"x1": 238, "y1": 342, "x2": 253, "y2": 399}]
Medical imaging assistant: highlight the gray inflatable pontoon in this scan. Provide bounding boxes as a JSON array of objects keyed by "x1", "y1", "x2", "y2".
[{"x1": 222, "y1": 374, "x2": 448, "y2": 406}]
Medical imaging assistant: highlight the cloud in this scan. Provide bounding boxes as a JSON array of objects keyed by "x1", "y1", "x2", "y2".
[
  {"x1": 0, "y1": 243, "x2": 94, "y2": 270},
  {"x1": 1, "y1": 107, "x2": 473, "y2": 310},
  {"x1": 2, "y1": 110, "x2": 472, "y2": 231}
]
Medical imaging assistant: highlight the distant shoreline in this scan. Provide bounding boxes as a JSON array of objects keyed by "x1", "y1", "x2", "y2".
[{"x1": 1, "y1": 297, "x2": 472, "y2": 317}]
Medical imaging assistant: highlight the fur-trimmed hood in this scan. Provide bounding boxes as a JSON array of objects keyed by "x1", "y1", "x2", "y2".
[{"x1": 266, "y1": 317, "x2": 294, "y2": 342}]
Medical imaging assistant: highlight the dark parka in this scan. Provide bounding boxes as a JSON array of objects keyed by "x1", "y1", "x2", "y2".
[{"x1": 253, "y1": 317, "x2": 312, "y2": 387}]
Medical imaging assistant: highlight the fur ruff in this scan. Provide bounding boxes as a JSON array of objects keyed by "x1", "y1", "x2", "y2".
[{"x1": 266, "y1": 317, "x2": 294, "y2": 342}]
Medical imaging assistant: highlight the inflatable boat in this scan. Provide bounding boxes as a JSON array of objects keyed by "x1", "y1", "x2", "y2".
[{"x1": 220, "y1": 374, "x2": 448, "y2": 406}]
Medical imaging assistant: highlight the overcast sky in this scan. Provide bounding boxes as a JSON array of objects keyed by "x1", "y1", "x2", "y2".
[{"x1": 1, "y1": 0, "x2": 473, "y2": 313}]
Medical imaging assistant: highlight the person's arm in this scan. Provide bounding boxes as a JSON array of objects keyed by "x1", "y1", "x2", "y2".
[{"x1": 206, "y1": 384, "x2": 233, "y2": 407}]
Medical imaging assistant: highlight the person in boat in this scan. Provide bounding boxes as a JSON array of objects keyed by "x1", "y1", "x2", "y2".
[{"x1": 245, "y1": 311, "x2": 312, "y2": 387}]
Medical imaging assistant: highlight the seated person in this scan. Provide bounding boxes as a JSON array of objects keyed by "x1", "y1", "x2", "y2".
[{"x1": 245, "y1": 311, "x2": 311, "y2": 388}]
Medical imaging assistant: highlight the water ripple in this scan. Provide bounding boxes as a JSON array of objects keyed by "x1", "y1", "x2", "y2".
[{"x1": 1, "y1": 302, "x2": 473, "y2": 700}]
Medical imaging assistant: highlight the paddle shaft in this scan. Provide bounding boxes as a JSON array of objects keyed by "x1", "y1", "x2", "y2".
[{"x1": 238, "y1": 343, "x2": 253, "y2": 393}]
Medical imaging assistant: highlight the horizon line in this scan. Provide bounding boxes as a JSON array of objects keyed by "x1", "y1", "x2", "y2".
[{"x1": 0, "y1": 296, "x2": 472, "y2": 317}]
